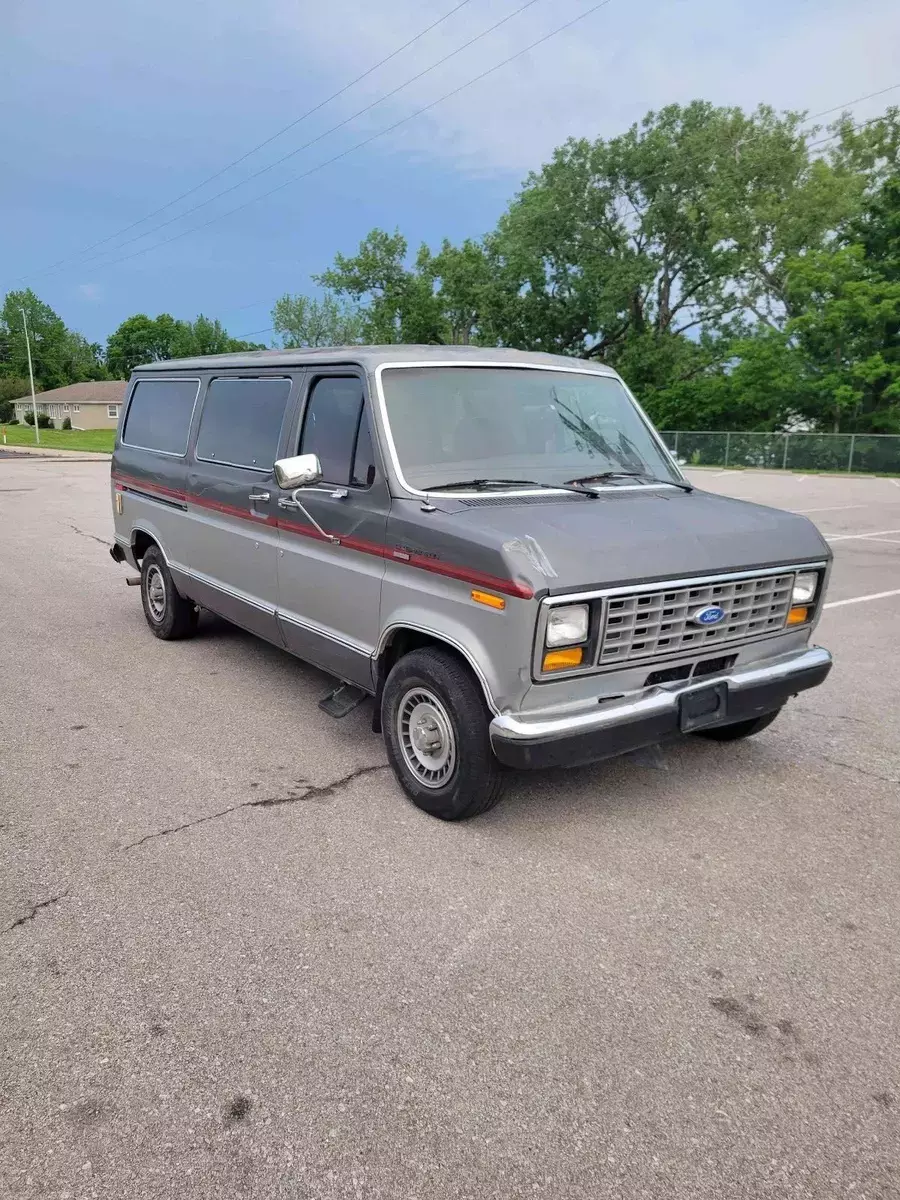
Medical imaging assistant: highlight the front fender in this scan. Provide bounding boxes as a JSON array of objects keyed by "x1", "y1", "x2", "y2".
[{"x1": 378, "y1": 586, "x2": 538, "y2": 714}]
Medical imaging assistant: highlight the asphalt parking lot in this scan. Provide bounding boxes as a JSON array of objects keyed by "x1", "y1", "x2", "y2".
[{"x1": 1, "y1": 456, "x2": 899, "y2": 1200}]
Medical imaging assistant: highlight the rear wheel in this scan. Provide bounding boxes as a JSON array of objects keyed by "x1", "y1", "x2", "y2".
[
  {"x1": 140, "y1": 545, "x2": 198, "y2": 640},
  {"x1": 693, "y1": 707, "x2": 782, "y2": 742},
  {"x1": 381, "y1": 647, "x2": 504, "y2": 820}
]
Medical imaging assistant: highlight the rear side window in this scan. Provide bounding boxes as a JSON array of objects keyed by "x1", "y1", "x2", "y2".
[
  {"x1": 196, "y1": 377, "x2": 292, "y2": 470},
  {"x1": 299, "y1": 376, "x2": 374, "y2": 488},
  {"x1": 122, "y1": 378, "x2": 200, "y2": 455}
]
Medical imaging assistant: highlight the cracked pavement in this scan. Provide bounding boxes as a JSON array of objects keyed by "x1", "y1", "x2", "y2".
[
  {"x1": 119, "y1": 763, "x2": 391, "y2": 850},
  {"x1": 1, "y1": 889, "x2": 70, "y2": 935},
  {"x1": 1, "y1": 458, "x2": 899, "y2": 1199}
]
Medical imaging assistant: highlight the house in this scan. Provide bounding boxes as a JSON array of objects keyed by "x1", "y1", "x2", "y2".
[{"x1": 11, "y1": 381, "x2": 128, "y2": 430}]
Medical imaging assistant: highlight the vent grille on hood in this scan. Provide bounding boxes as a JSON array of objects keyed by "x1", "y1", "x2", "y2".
[{"x1": 458, "y1": 493, "x2": 585, "y2": 508}]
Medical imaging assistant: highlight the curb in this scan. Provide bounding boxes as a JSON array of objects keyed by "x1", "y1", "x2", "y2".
[{"x1": 0, "y1": 446, "x2": 111, "y2": 461}]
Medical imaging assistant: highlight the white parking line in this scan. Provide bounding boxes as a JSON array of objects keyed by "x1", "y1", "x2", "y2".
[
  {"x1": 824, "y1": 589, "x2": 900, "y2": 609},
  {"x1": 892, "y1": 479, "x2": 900, "y2": 488},
  {"x1": 860, "y1": 537, "x2": 900, "y2": 545},
  {"x1": 792, "y1": 504, "x2": 868, "y2": 514},
  {"x1": 826, "y1": 528, "x2": 900, "y2": 542}
]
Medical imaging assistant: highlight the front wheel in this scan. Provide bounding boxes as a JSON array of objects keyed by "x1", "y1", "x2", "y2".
[
  {"x1": 693, "y1": 707, "x2": 782, "y2": 742},
  {"x1": 381, "y1": 647, "x2": 504, "y2": 820}
]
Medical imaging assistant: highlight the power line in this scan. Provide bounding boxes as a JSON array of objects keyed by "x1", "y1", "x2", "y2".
[
  {"x1": 28, "y1": 0, "x2": 549, "y2": 283},
  {"x1": 54, "y1": 0, "x2": 619, "y2": 279},
  {"x1": 170, "y1": 97, "x2": 900, "y2": 342},
  {"x1": 84, "y1": 62, "x2": 896, "y2": 296},
  {"x1": 235, "y1": 325, "x2": 276, "y2": 340},
  {"x1": 803, "y1": 82, "x2": 900, "y2": 124},
  {"x1": 33, "y1": 36, "x2": 897, "y2": 298},
  {"x1": 612, "y1": 83, "x2": 900, "y2": 209},
  {"x1": 18, "y1": 0, "x2": 479, "y2": 282},
  {"x1": 805, "y1": 111, "x2": 899, "y2": 151},
  {"x1": 222, "y1": 84, "x2": 900, "y2": 328}
]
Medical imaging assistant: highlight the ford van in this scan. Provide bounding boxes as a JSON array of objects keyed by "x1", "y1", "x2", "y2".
[{"x1": 110, "y1": 347, "x2": 832, "y2": 819}]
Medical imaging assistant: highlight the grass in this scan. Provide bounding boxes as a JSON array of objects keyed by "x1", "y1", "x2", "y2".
[{"x1": 1, "y1": 425, "x2": 114, "y2": 453}]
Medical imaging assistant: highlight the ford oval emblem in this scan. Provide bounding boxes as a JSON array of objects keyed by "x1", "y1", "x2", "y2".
[{"x1": 692, "y1": 604, "x2": 726, "y2": 626}]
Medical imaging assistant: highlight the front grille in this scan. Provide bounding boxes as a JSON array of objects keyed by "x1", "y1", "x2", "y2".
[{"x1": 598, "y1": 572, "x2": 795, "y2": 665}]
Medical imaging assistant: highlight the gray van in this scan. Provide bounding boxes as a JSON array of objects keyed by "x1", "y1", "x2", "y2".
[{"x1": 110, "y1": 346, "x2": 832, "y2": 820}]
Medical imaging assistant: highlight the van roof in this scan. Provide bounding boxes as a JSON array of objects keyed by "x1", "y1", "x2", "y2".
[{"x1": 131, "y1": 344, "x2": 619, "y2": 375}]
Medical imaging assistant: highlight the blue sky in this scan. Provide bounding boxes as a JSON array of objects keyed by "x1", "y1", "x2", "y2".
[{"x1": 2, "y1": 0, "x2": 897, "y2": 346}]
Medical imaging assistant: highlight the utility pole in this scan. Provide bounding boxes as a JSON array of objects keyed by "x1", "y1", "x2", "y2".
[{"x1": 21, "y1": 307, "x2": 40, "y2": 445}]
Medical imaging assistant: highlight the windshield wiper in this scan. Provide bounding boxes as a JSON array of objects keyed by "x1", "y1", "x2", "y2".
[
  {"x1": 424, "y1": 477, "x2": 597, "y2": 497},
  {"x1": 567, "y1": 470, "x2": 693, "y2": 493}
]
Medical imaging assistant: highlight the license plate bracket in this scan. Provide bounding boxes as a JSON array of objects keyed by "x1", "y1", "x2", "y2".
[{"x1": 679, "y1": 682, "x2": 728, "y2": 733}]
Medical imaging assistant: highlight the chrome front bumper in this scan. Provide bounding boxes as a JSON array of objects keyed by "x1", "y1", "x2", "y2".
[{"x1": 489, "y1": 645, "x2": 832, "y2": 770}]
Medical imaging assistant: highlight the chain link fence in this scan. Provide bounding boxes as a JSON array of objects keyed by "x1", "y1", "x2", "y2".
[{"x1": 659, "y1": 431, "x2": 900, "y2": 475}]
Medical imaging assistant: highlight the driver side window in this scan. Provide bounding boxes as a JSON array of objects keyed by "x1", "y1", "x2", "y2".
[{"x1": 299, "y1": 376, "x2": 375, "y2": 488}]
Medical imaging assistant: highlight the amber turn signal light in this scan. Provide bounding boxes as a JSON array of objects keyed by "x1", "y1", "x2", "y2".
[
  {"x1": 471, "y1": 589, "x2": 505, "y2": 610},
  {"x1": 542, "y1": 647, "x2": 584, "y2": 671},
  {"x1": 786, "y1": 605, "x2": 809, "y2": 625}
]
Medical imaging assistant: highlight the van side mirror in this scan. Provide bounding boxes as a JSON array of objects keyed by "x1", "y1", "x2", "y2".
[{"x1": 274, "y1": 453, "x2": 323, "y2": 490}]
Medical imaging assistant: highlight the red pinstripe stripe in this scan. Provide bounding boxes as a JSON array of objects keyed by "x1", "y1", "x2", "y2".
[
  {"x1": 393, "y1": 551, "x2": 534, "y2": 599},
  {"x1": 269, "y1": 517, "x2": 533, "y2": 598},
  {"x1": 113, "y1": 471, "x2": 187, "y2": 503},
  {"x1": 191, "y1": 492, "x2": 276, "y2": 526},
  {"x1": 112, "y1": 472, "x2": 534, "y2": 600},
  {"x1": 276, "y1": 515, "x2": 385, "y2": 556}
]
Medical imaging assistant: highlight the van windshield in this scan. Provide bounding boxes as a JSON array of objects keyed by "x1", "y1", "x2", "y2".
[{"x1": 379, "y1": 366, "x2": 681, "y2": 491}]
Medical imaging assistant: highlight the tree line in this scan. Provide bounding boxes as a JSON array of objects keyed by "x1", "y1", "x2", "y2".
[
  {"x1": 2, "y1": 100, "x2": 898, "y2": 433},
  {"x1": 0, "y1": 295, "x2": 265, "y2": 419}
]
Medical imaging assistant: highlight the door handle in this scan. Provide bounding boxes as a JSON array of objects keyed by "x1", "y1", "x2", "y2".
[
  {"x1": 248, "y1": 491, "x2": 270, "y2": 502},
  {"x1": 277, "y1": 497, "x2": 299, "y2": 510}
]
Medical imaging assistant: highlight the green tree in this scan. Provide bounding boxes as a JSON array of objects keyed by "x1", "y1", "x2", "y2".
[
  {"x1": 826, "y1": 106, "x2": 900, "y2": 191},
  {"x1": 272, "y1": 291, "x2": 364, "y2": 347},
  {"x1": 427, "y1": 239, "x2": 497, "y2": 345},
  {"x1": 0, "y1": 375, "x2": 32, "y2": 422},
  {"x1": 484, "y1": 103, "x2": 863, "y2": 367},
  {"x1": 105, "y1": 313, "x2": 183, "y2": 376},
  {"x1": 785, "y1": 244, "x2": 900, "y2": 432},
  {"x1": 649, "y1": 327, "x2": 809, "y2": 432},
  {"x1": 850, "y1": 167, "x2": 900, "y2": 282},
  {"x1": 106, "y1": 312, "x2": 262, "y2": 375},
  {"x1": 316, "y1": 229, "x2": 445, "y2": 343},
  {"x1": 0, "y1": 289, "x2": 105, "y2": 389},
  {"x1": 171, "y1": 314, "x2": 240, "y2": 358}
]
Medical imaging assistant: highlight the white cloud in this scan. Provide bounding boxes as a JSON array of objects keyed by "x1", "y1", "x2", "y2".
[
  {"x1": 77, "y1": 282, "x2": 102, "y2": 301},
  {"x1": 270, "y1": 0, "x2": 900, "y2": 176}
]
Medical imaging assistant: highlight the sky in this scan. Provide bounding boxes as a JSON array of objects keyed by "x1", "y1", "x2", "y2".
[{"x1": 2, "y1": 0, "x2": 898, "y2": 347}]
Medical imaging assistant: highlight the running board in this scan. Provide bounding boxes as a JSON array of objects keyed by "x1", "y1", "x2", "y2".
[{"x1": 318, "y1": 683, "x2": 368, "y2": 719}]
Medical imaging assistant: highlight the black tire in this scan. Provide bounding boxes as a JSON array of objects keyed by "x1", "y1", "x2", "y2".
[
  {"x1": 381, "y1": 647, "x2": 504, "y2": 820},
  {"x1": 140, "y1": 544, "x2": 198, "y2": 641},
  {"x1": 693, "y1": 707, "x2": 782, "y2": 742}
]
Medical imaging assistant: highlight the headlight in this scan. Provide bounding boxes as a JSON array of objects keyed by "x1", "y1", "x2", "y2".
[
  {"x1": 793, "y1": 571, "x2": 819, "y2": 605},
  {"x1": 546, "y1": 603, "x2": 589, "y2": 647}
]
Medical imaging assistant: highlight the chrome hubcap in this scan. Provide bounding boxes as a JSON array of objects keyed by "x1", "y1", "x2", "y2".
[
  {"x1": 397, "y1": 688, "x2": 456, "y2": 789},
  {"x1": 146, "y1": 564, "x2": 167, "y2": 622}
]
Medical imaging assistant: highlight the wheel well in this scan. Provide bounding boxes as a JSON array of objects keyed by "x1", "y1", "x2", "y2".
[
  {"x1": 131, "y1": 529, "x2": 157, "y2": 564},
  {"x1": 372, "y1": 628, "x2": 492, "y2": 733},
  {"x1": 378, "y1": 629, "x2": 448, "y2": 678}
]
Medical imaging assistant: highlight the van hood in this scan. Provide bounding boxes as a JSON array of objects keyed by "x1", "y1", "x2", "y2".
[{"x1": 404, "y1": 487, "x2": 830, "y2": 595}]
